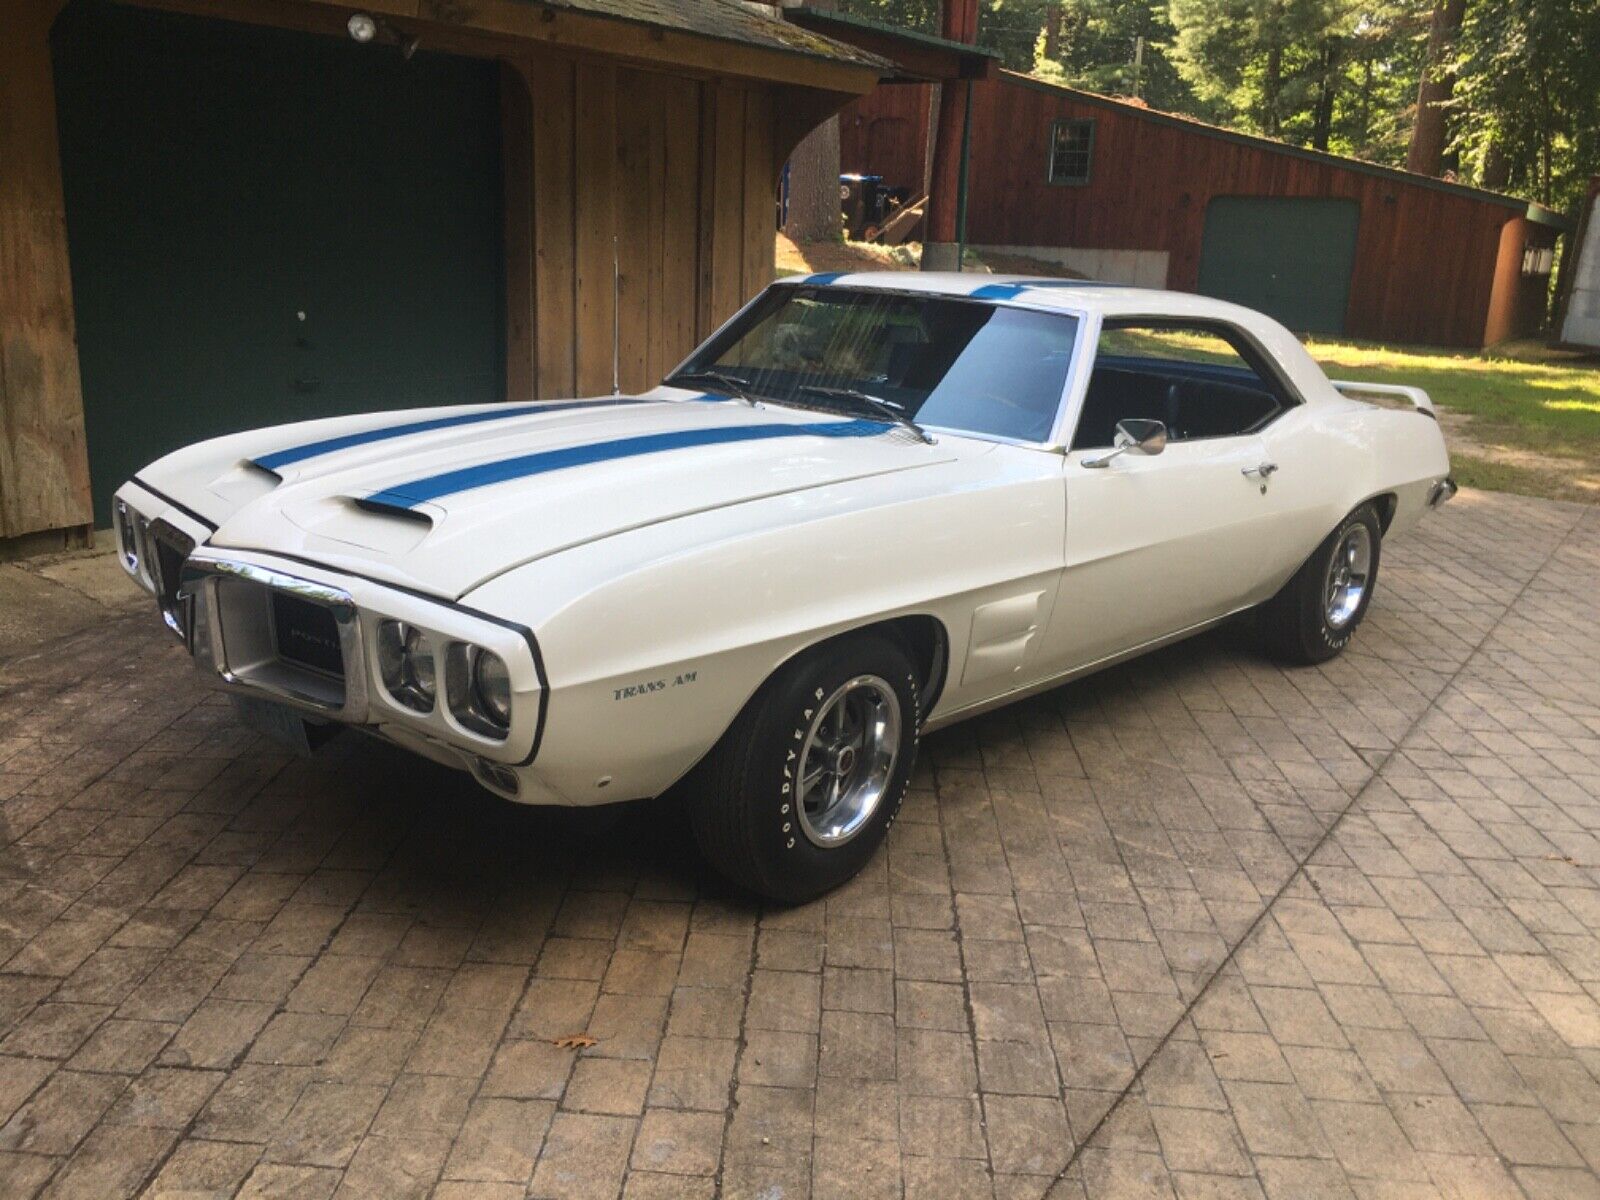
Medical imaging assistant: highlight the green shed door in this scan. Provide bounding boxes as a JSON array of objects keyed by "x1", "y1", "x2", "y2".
[
  {"x1": 52, "y1": 1, "x2": 504, "y2": 525},
  {"x1": 1197, "y1": 197, "x2": 1359, "y2": 335}
]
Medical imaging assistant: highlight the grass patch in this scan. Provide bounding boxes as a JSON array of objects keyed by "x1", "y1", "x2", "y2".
[
  {"x1": 1304, "y1": 338, "x2": 1600, "y2": 503},
  {"x1": 1304, "y1": 339, "x2": 1600, "y2": 448}
]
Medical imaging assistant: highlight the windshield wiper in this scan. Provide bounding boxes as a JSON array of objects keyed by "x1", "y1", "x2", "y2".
[
  {"x1": 795, "y1": 384, "x2": 934, "y2": 444},
  {"x1": 666, "y1": 369, "x2": 757, "y2": 406}
]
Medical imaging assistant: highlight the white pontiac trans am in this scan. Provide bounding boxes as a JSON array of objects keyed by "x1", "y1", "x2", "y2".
[{"x1": 115, "y1": 274, "x2": 1453, "y2": 901}]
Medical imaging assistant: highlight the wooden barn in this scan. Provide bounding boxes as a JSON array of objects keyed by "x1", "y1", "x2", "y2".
[
  {"x1": 840, "y1": 70, "x2": 1567, "y2": 349},
  {"x1": 1, "y1": 0, "x2": 890, "y2": 555}
]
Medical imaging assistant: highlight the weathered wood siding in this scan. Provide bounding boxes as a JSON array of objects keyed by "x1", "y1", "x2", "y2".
[
  {"x1": 1, "y1": 0, "x2": 91, "y2": 542},
  {"x1": 503, "y1": 55, "x2": 780, "y2": 401},
  {"x1": 2, "y1": 5, "x2": 799, "y2": 544},
  {"x1": 841, "y1": 74, "x2": 1544, "y2": 347}
]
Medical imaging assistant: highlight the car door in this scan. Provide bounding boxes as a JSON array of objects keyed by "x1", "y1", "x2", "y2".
[{"x1": 1039, "y1": 319, "x2": 1301, "y2": 673}]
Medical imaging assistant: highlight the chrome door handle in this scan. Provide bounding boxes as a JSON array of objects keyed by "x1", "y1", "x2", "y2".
[{"x1": 1242, "y1": 462, "x2": 1279, "y2": 479}]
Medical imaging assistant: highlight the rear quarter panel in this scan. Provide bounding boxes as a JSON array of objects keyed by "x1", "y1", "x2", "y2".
[{"x1": 1222, "y1": 309, "x2": 1452, "y2": 592}]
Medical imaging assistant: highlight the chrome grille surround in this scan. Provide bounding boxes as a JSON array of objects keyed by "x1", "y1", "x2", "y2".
[{"x1": 181, "y1": 558, "x2": 369, "y2": 721}]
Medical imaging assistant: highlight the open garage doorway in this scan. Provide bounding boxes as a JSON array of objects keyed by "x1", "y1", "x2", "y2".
[{"x1": 52, "y1": 0, "x2": 505, "y2": 524}]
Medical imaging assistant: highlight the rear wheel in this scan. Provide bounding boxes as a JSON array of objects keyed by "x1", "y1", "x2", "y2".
[
  {"x1": 687, "y1": 631, "x2": 919, "y2": 904},
  {"x1": 1260, "y1": 504, "x2": 1382, "y2": 665}
]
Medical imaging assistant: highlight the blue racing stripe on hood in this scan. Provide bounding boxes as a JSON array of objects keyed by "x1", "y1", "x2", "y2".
[
  {"x1": 253, "y1": 398, "x2": 652, "y2": 471},
  {"x1": 366, "y1": 419, "x2": 890, "y2": 509}
]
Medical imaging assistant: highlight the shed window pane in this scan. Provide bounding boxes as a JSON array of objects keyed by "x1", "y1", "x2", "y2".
[{"x1": 1049, "y1": 119, "x2": 1094, "y2": 185}]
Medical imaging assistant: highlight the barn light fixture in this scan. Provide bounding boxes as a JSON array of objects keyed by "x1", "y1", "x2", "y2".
[{"x1": 346, "y1": 11, "x2": 419, "y2": 58}]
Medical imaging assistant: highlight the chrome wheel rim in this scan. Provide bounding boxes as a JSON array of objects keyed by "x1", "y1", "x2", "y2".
[
  {"x1": 796, "y1": 675, "x2": 901, "y2": 848},
  {"x1": 1325, "y1": 525, "x2": 1373, "y2": 630}
]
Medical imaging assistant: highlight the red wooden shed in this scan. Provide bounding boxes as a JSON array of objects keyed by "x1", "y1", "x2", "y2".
[{"x1": 840, "y1": 70, "x2": 1567, "y2": 349}]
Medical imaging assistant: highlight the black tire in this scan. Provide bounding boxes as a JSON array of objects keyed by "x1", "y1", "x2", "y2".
[
  {"x1": 1260, "y1": 503, "x2": 1383, "y2": 665},
  {"x1": 686, "y1": 631, "x2": 920, "y2": 904}
]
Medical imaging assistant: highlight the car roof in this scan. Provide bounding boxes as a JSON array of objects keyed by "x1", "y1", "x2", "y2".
[{"x1": 778, "y1": 271, "x2": 1265, "y2": 324}]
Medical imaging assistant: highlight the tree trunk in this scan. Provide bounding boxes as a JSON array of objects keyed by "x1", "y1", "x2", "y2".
[
  {"x1": 783, "y1": 116, "x2": 842, "y2": 244},
  {"x1": 1043, "y1": 4, "x2": 1062, "y2": 62},
  {"x1": 1406, "y1": 0, "x2": 1467, "y2": 176},
  {"x1": 783, "y1": 0, "x2": 843, "y2": 244},
  {"x1": 1358, "y1": 54, "x2": 1373, "y2": 149},
  {"x1": 1480, "y1": 140, "x2": 1509, "y2": 189},
  {"x1": 1311, "y1": 38, "x2": 1340, "y2": 151},
  {"x1": 1262, "y1": 44, "x2": 1282, "y2": 135}
]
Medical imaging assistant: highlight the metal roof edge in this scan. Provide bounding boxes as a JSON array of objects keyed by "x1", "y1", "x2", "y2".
[
  {"x1": 998, "y1": 70, "x2": 1571, "y2": 229},
  {"x1": 512, "y1": 0, "x2": 894, "y2": 74},
  {"x1": 787, "y1": 9, "x2": 999, "y2": 61}
]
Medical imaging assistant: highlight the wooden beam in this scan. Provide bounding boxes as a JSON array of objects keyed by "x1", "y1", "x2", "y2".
[
  {"x1": 532, "y1": 55, "x2": 578, "y2": 397},
  {"x1": 123, "y1": 0, "x2": 881, "y2": 94},
  {"x1": 500, "y1": 62, "x2": 536, "y2": 402},
  {"x1": 574, "y1": 63, "x2": 619, "y2": 395},
  {"x1": 414, "y1": 0, "x2": 880, "y2": 94},
  {"x1": 0, "y1": 0, "x2": 94, "y2": 540}
]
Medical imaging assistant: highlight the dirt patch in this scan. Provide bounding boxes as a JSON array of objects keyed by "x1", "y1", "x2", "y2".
[
  {"x1": 775, "y1": 234, "x2": 913, "y2": 276},
  {"x1": 966, "y1": 250, "x2": 1085, "y2": 279},
  {"x1": 1436, "y1": 408, "x2": 1600, "y2": 503},
  {"x1": 776, "y1": 236, "x2": 1086, "y2": 282}
]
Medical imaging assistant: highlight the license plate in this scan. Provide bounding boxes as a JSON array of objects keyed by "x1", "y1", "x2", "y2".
[{"x1": 231, "y1": 694, "x2": 319, "y2": 756}]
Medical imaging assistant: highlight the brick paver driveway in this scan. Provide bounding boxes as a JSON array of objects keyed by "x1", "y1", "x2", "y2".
[{"x1": 1, "y1": 489, "x2": 1598, "y2": 1200}]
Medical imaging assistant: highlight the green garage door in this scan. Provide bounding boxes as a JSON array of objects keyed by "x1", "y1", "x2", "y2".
[
  {"x1": 1197, "y1": 197, "x2": 1359, "y2": 335},
  {"x1": 53, "y1": 0, "x2": 504, "y2": 524}
]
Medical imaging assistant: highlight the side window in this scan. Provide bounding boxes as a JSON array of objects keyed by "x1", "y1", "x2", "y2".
[
  {"x1": 1048, "y1": 118, "x2": 1094, "y2": 185},
  {"x1": 1071, "y1": 322, "x2": 1291, "y2": 450}
]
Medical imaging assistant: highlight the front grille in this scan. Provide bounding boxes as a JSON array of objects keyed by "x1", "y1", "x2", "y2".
[{"x1": 271, "y1": 591, "x2": 345, "y2": 678}]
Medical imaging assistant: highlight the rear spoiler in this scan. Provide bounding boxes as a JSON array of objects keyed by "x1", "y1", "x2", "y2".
[{"x1": 1330, "y1": 380, "x2": 1436, "y2": 419}]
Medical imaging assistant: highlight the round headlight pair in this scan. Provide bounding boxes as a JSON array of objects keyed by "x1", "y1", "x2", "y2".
[
  {"x1": 377, "y1": 621, "x2": 436, "y2": 713},
  {"x1": 379, "y1": 623, "x2": 511, "y2": 734}
]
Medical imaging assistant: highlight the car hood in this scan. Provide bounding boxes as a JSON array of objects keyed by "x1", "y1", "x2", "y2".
[{"x1": 191, "y1": 394, "x2": 957, "y2": 597}]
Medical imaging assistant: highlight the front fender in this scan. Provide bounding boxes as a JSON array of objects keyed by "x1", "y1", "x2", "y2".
[{"x1": 463, "y1": 448, "x2": 1065, "y2": 804}]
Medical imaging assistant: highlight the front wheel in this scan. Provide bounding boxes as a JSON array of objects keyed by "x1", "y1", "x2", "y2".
[
  {"x1": 686, "y1": 632, "x2": 920, "y2": 904},
  {"x1": 1260, "y1": 504, "x2": 1382, "y2": 665}
]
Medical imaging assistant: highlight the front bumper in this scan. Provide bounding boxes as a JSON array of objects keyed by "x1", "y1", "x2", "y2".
[
  {"x1": 114, "y1": 485, "x2": 548, "y2": 798},
  {"x1": 179, "y1": 551, "x2": 547, "y2": 782}
]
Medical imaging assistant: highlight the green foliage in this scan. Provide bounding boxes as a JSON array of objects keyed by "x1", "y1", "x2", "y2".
[
  {"x1": 832, "y1": 0, "x2": 1596, "y2": 209},
  {"x1": 1454, "y1": 0, "x2": 1600, "y2": 209},
  {"x1": 834, "y1": 0, "x2": 940, "y2": 34},
  {"x1": 1035, "y1": 0, "x2": 1202, "y2": 112}
]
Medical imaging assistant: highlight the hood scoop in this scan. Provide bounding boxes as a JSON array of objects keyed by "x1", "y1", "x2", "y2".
[
  {"x1": 352, "y1": 496, "x2": 433, "y2": 526},
  {"x1": 206, "y1": 460, "x2": 281, "y2": 509},
  {"x1": 281, "y1": 495, "x2": 434, "y2": 555}
]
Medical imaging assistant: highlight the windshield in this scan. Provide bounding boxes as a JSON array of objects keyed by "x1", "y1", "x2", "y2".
[{"x1": 672, "y1": 287, "x2": 1080, "y2": 443}]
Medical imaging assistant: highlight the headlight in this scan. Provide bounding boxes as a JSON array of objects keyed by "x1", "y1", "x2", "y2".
[
  {"x1": 115, "y1": 501, "x2": 154, "y2": 591},
  {"x1": 446, "y1": 643, "x2": 512, "y2": 736},
  {"x1": 377, "y1": 621, "x2": 435, "y2": 712},
  {"x1": 115, "y1": 500, "x2": 139, "y2": 571},
  {"x1": 472, "y1": 649, "x2": 512, "y2": 725}
]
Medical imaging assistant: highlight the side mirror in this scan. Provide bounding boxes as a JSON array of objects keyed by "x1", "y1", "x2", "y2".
[
  {"x1": 1114, "y1": 418, "x2": 1167, "y2": 456},
  {"x1": 1083, "y1": 418, "x2": 1168, "y2": 468}
]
